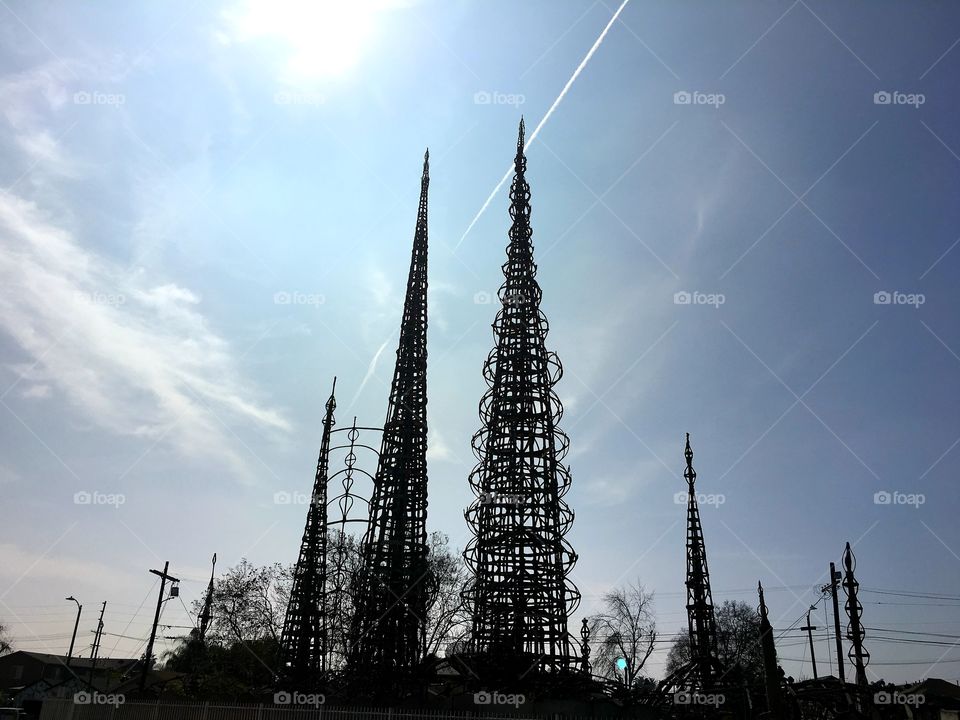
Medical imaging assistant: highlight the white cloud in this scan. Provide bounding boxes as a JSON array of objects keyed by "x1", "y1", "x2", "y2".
[
  {"x1": 0, "y1": 542, "x2": 135, "y2": 593},
  {"x1": 427, "y1": 428, "x2": 453, "y2": 462},
  {"x1": 0, "y1": 193, "x2": 289, "y2": 480},
  {"x1": 21, "y1": 384, "x2": 52, "y2": 399}
]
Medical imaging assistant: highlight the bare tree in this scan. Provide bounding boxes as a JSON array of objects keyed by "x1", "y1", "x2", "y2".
[
  {"x1": 187, "y1": 532, "x2": 467, "y2": 669},
  {"x1": 423, "y1": 532, "x2": 470, "y2": 658},
  {"x1": 0, "y1": 621, "x2": 12, "y2": 655},
  {"x1": 588, "y1": 581, "x2": 657, "y2": 686},
  {"x1": 200, "y1": 559, "x2": 291, "y2": 645},
  {"x1": 665, "y1": 599, "x2": 763, "y2": 682}
]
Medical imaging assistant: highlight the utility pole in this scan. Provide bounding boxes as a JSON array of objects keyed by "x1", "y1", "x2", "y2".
[
  {"x1": 800, "y1": 607, "x2": 818, "y2": 679},
  {"x1": 65, "y1": 596, "x2": 82, "y2": 668},
  {"x1": 87, "y1": 601, "x2": 106, "y2": 686},
  {"x1": 140, "y1": 561, "x2": 179, "y2": 693},
  {"x1": 827, "y1": 562, "x2": 845, "y2": 683}
]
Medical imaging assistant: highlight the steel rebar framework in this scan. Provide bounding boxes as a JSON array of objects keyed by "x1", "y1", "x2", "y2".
[
  {"x1": 842, "y1": 542, "x2": 870, "y2": 688},
  {"x1": 683, "y1": 433, "x2": 721, "y2": 688},
  {"x1": 462, "y1": 119, "x2": 580, "y2": 676},
  {"x1": 278, "y1": 379, "x2": 337, "y2": 688},
  {"x1": 347, "y1": 150, "x2": 432, "y2": 676}
]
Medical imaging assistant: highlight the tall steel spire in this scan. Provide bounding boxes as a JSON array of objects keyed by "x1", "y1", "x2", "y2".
[
  {"x1": 463, "y1": 119, "x2": 580, "y2": 677},
  {"x1": 758, "y1": 581, "x2": 785, "y2": 716},
  {"x1": 348, "y1": 150, "x2": 431, "y2": 676},
  {"x1": 279, "y1": 379, "x2": 337, "y2": 688},
  {"x1": 198, "y1": 553, "x2": 216, "y2": 643},
  {"x1": 683, "y1": 433, "x2": 720, "y2": 688},
  {"x1": 842, "y1": 542, "x2": 869, "y2": 688}
]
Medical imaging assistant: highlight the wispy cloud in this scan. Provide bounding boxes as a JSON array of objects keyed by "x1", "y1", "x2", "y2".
[{"x1": 0, "y1": 193, "x2": 289, "y2": 479}]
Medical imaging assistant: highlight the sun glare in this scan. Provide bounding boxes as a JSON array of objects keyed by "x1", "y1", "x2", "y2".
[{"x1": 231, "y1": 0, "x2": 389, "y2": 80}]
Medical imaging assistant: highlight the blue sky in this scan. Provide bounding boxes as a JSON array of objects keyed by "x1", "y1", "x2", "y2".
[{"x1": 2, "y1": 0, "x2": 960, "y2": 684}]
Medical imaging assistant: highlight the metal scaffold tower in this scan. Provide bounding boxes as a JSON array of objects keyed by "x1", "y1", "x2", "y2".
[
  {"x1": 683, "y1": 433, "x2": 721, "y2": 688},
  {"x1": 462, "y1": 119, "x2": 580, "y2": 678},
  {"x1": 658, "y1": 434, "x2": 728, "y2": 702},
  {"x1": 278, "y1": 379, "x2": 337, "y2": 689},
  {"x1": 347, "y1": 151, "x2": 433, "y2": 680}
]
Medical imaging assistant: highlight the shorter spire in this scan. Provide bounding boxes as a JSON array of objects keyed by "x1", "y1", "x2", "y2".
[
  {"x1": 517, "y1": 117, "x2": 525, "y2": 151},
  {"x1": 422, "y1": 148, "x2": 429, "y2": 178},
  {"x1": 684, "y1": 432, "x2": 696, "y2": 487},
  {"x1": 325, "y1": 377, "x2": 337, "y2": 416}
]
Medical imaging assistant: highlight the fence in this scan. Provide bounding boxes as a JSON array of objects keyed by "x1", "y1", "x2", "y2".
[{"x1": 39, "y1": 700, "x2": 657, "y2": 720}]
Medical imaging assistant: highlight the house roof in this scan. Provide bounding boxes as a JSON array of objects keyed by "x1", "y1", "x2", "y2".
[{"x1": 2, "y1": 651, "x2": 138, "y2": 672}]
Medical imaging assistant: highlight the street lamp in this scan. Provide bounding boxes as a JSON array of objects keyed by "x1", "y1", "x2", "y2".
[
  {"x1": 616, "y1": 657, "x2": 628, "y2": 686},
  {"x1": 65, "y1": 596, "x2": 82, "y2": 668}
]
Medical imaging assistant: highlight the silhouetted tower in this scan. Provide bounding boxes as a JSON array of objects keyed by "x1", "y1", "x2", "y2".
[
  {"x1": 278, "y1": 379, "x2": 337, "y2": 687},
  {"x1": 758, "y1": 581, "x2": 785, "y2": 717},
  {"x1": 842, "y1": 542, "x2": 869, "y2": 687},
  {"x1": 683, "y1": 433, "x2": 720, "y2": 688},
  {"x1": 198, "y1": 553, "x2": 216, "y2": 642},
  {"x1": 463, "y1": 119, "x2": 580, "y2": 676},
  {"x1": 348, "y1": 151, "x2": 431, "y2": 675}
]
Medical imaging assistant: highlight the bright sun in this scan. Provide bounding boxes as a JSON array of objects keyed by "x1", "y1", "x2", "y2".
[{"x1": 230, "y1": 0, "x2": 389, "y2": 80}]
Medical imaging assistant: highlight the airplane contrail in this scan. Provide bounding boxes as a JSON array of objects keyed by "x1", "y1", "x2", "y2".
[
  {"x1": 454, "y1": 0, "x2": 631, "y2": 250},
  {"x1": 349, "y1": 334, "x2": 393, "y2": 409}
]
